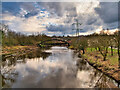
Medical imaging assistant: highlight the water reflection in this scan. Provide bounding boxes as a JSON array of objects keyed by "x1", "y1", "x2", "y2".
[{"x1": 1, "y1": 46, "x2": 117, "y2": 88}]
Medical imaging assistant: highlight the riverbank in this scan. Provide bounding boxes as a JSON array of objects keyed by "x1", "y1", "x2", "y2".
[
  {"x1": 1, "y1": 46, "x2": 39, "y2": 58},
  {"x1": 81, "y1": 48, "x2": 119, "y2": 84}
]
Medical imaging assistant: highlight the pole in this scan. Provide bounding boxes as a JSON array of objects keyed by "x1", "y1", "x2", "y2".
[{"x1": 72, "y1": 19, "x2": 82, "y2": 37}]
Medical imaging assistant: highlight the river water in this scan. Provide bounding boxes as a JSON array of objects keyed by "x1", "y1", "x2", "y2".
[{"x1": 1, "y1": 46, "x2": 118, "y2": 88}]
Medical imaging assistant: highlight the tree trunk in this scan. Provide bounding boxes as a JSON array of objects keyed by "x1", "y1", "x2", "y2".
[
  {"x1": 111, "y1": 46, "x2": 113, "y2": 56},
  {"x1": 82, "y1": 49, "x2": 85, "y2": 54},
  {"x1": 103, "y1": 55, "x2": 107, "y2": 61},
  {"x1": 98, "y1": 47, "x2": 108, "y2": 61},
  {"x1": 98, "y1": 48, "x2": 100, "y2": 51},
  {"x1": 118, "y1": 31, "x2": 120, "y2": 76},
  {"x1": 95, "y1": 47, "x2": 97, "y2": 51},
  {"x1": 91, "y1": 48, "x2": 92, "y2": 51},
  {"x1": 118, "y1": 38, "x2": 120, "y2": 72},
  {"x1": 103, "y1": 47, "x2": 108, "y2": 61}
]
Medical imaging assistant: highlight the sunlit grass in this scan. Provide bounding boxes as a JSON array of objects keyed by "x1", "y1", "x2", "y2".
[
  {"x1": 108, "y1": 48, "x2": 117, "y2": 52},
  {"x1": 85, "y1": 47, "x2": 118, "y2": 66},
  {"x1": 107, "y1": 54, "x2": 118, "y2": 65},
  {"x1": 86, "y1": 48, "x2": 96, "y2": 52}
]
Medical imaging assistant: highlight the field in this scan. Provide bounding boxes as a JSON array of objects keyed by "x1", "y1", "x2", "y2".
[{"x1": 84, "y1": 48, "x2": 119, "y2": 81}]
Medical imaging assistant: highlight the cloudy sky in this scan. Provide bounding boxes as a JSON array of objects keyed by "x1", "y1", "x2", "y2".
[{"x1": 1, "y1": 0, "x2": 119, "y2": 36}]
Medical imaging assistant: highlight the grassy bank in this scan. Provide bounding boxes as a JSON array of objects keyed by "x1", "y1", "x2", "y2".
[
  {"x1": 83, "y1": 48, "x2": 119, "y2": 83},
  {"x1": 1, "y1": 46, "x2": 39, "y2": 57}
]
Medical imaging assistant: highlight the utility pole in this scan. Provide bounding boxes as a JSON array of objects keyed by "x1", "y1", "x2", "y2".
[{"x1": 72, "y1": 19, "x2": 82, "y2": 37}]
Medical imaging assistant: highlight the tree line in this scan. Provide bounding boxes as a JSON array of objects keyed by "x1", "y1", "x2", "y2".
[
  {"x1": 70, "y1": 31, "x2": 120, "y2": 61},
  {"x1": 0, "y1": 23, "x2": 51, "y2": 47}
]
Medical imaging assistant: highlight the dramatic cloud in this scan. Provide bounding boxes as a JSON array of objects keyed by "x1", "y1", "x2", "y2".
[
  {"x1": 2, "y1": 13, "x2": 46, "y2": 34},
  {"x1": 95, "y1": 2, "x2": 118, "y2": 24},
  {"x1": 1, "y1": 1, "x2": 119, "y2": 36},
  {"x1": 37, "y1": 2, "x2": 78, "y2": 17},
  {"x1": 46, "y1": 24, "x2": 73, "y2": 34}
]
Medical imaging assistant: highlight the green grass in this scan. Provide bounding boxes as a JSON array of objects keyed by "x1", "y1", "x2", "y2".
[
  {"x1": 85, "y1": 48, "x2": 118, "y2": 66},
  {"x1": 107, "y1": 48, "x2": 117, "y2": 52},
  {"x1": 107, "y1": 49, "x2": 118, "y2": 65},
  {"x1": 86, "y1": 48, "x2": 96, "y2": 52},
  {"x1": 107, "y1": 55, "x2": 118, "y2": 65}
]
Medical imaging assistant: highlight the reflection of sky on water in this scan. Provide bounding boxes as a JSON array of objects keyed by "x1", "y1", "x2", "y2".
[
  {"x1": 12, "y1": 46, "x2": 79, "y2": 88},
  {"x1": 1, "y1": 46, "x2": 117, "y2": 88}
]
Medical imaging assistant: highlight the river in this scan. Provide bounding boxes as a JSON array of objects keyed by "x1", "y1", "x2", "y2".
[{"x1": 1, "y1": 46, "x2": 118, "y2": 88}]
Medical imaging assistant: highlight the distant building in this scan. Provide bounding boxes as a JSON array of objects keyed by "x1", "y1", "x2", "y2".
[
  {"x1": 99, "y1": 29, "x2": 105, "y2": 35},
  {"x1": 97, "y1": 28, "x2": 119, "y2": 35}
]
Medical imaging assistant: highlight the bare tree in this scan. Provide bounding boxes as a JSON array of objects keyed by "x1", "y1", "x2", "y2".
[{"x1": 97, "y1": 36, "x2": 110, "y2": 61}]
